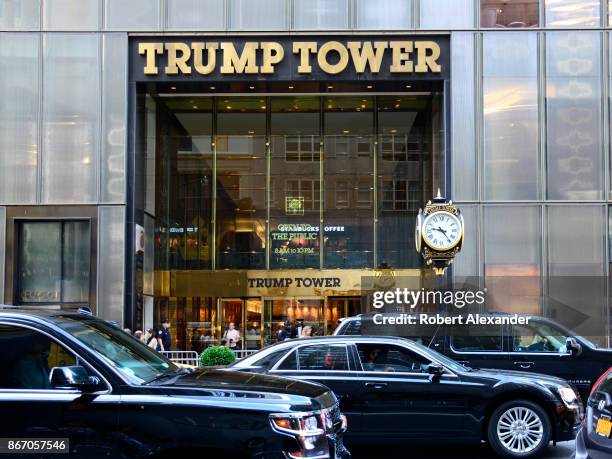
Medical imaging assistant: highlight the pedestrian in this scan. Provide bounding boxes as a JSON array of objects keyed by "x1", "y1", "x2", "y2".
[
  {"x1": 156, "y1": 318, "x2": 172, "y2": 352},
  {"x1": 123, "y1": 328, "x2": 132, "y2": 335},
  {"x1": 293, "y1": 319, "x2": 304, "y2": 338},
  {"x1": 277, "y1": 321, "x2": 291, "y2": 341},
  {"x1": 300, "y1": 326, "x2": 313, "y2": 338},
  {"x1": 134, "y1": 330, "x2": 143, "y2": 341},
  {"x1": 223, "y1": 322, "x2": 241, "y2": 350},
  {"x1": 146, "y1": 329, "x2": 162, "y2": 351}
]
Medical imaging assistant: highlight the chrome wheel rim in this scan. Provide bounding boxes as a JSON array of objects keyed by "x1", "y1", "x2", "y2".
[{"x1": 496, "y1": 407, "x2": 544, "y2": 454}]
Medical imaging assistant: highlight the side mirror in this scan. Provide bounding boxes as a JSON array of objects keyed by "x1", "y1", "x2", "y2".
[
  {"x1": 566, "y1": 338, "x2": 582, "y2": 357},
  {"x1": 428, "y1": 363, "x2": 444, "y2": 382},
  {"x1": 50, "y1": 366, "x2": 101, "y2": 392}
]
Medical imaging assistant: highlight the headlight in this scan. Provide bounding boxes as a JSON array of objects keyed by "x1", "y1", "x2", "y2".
[
  {"x1": 558, "y1": 386, "x2": 579, "y2": 406},
  {"x1": 270, "y1": 413, "x2": 325, "y2": 436},
  {"x1": 270, "y1": 408, "x2": 343, "y2": 458}
]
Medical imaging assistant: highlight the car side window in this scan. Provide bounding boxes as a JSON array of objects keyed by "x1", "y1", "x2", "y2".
[
  {"x1": 342, "y1": 320, "x2": 361, "y2": 335},
  {"x1": 512, "y1": 323, "x2": 568, "y2": 353},
  {"x1": 356, "y1": 343, "x2": 431, "y2": 373},
  {"x1": 451, "y1": 325, "x2": 503, "y2": 352},
  {"x1": 0, "y1": 325, "x2": 77, "y2": 389},
  {"x1": 278, "y1": 344, "x2": 349, "y2": 371}
]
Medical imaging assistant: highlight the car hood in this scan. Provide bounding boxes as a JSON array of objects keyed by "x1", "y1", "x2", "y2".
[
  {"x1": 472, "y1": 367, "x2": 569, "y2": 386},
  {"x1": 170, "y1": 367, "x2": 331, "y2": 398}
]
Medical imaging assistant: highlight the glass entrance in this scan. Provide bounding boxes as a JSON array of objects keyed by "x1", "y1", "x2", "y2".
[
  {"x1": 327, "y1": 296, "x2": 362, "y2": 333},
  {"x1": 264, "y1": 298, "x2": 324, "y2": 343},
  {"x1": 220, "y1": 298, "x2": 263, "y2": 350}
]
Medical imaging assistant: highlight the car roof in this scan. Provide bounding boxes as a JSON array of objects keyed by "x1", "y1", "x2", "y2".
[{"x1": 0, "y1": 305, "x2": 92, "y2": 323}]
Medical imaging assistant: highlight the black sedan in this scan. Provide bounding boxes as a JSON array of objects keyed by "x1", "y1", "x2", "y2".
[
  {"x1": 231, "y1": 336, "x2": 583, "y2": 458},
  {"x1": 576, "y1": 367, "x2": 612, "y2": 458}
]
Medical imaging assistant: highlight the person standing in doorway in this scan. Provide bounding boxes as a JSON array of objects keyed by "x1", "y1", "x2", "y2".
[
  {"x1": 293, "y1": 319, "x2": 304, "y2": 339},
  {"x1": 224, "y1": 322, "x2": 241, "y2": 350},
  {"x1": 157, "y1": 319, "x2": 172, "y2": 352}
]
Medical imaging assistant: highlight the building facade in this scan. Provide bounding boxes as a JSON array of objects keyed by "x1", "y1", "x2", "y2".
[{"x1": 0, "y1": 0, "x2": 611, "y2": 350}]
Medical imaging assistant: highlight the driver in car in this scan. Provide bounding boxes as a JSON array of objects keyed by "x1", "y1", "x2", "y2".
[{"x1": 9, "y1": 335, "x2": 51, "y2": 389}]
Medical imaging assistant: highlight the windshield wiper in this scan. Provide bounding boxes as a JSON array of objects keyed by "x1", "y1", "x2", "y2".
[{"x1": 143, "y1": 367, "x2": 190, "y2": 385}]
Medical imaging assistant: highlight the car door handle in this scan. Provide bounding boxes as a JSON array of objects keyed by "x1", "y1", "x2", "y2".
[
  {"x1": 514, "y1": 361, "x2": 535, "y2": 369},
  {"x1": 365, "y1": 382, "x2": 388, "y2": 389}
]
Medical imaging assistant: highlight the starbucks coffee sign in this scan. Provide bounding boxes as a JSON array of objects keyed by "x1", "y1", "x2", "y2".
[{"x1": 131, "y1": 36, "x2": 450, "y2": 81}]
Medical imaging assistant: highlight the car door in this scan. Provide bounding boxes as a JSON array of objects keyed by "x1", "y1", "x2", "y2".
[
  {"x1": 509, "y1": 320, "x2": 584, "y2": 389},
  {"x1": 447, "y1": 323, "x2": 511, "y2": 370},
  {"x1": 0, "y1": 323, "x2": 120, "y2": 458},
  {"x1": 270, "y1": 342, "x2": 364, "y2": 433},
  {"x1": 353, "y1": 341, "x2": 482, "y2": 442}
]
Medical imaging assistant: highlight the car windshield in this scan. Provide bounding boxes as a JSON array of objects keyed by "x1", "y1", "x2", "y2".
[{"x1": 55, "y1": 316, "x2": 178, "y2": 384}]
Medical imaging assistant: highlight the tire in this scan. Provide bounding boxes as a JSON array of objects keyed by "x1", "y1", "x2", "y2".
[{"x1": 487, "y1": 399, "x2": 551, "y2": 458}]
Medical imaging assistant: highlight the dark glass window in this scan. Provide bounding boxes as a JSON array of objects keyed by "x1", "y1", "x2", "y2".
[
  {"x1": 154, "y1": 97, "x2": 213, "y2": 270},
  {"x1": 270, "y1": 97, "x2": 321, "y2": 269},
  {"x1": 277, "y1": 350, "x2": 298, "y2": 369},
  {"x1": 356, "y1": 343, "x2": 430, "y2": 373},
  {"x1": 18, "y1": 221, "x2": 90, "y2": 305},
  {"x1": 0, "y1": 325, "x2": 77, "y2": 389},
  {"x1": 323, "y1": 97, "x2": 374, "y2": 269},
  {"x1": 481, "y1": 0, "x2": 539, "y2": 28},
  {"x1": 511, "y1": 323, "x2": 568, "y2": 353},
  {"x1": 377, "y1": 96, "x2": 431, "y2": 268},
  {"x1": 216, "y1": 98, "x2": 266, "y2": 269},
  {"x1": 296, "y1": 344, "x2": 349, "y2": 371},
  {"x1": 451, "y1": 325, "x2": 503, "y2": 352}
]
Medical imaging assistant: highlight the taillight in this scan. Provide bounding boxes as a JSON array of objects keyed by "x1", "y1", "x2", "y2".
[{"x1": 590, "y1": 367, "x2": 612, "y2": 396}]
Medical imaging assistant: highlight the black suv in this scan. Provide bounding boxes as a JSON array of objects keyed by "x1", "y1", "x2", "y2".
[
  {"x1": 334, "y1": 312, "x2": 612, "y2": 401},
  {"x1": 0, "y1": 307, "x2": 349, "y2": 459}
]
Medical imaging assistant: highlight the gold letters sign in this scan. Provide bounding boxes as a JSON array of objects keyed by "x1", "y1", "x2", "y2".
[{"x1": 137, "y1": 39, "x2": 444, "y2": 77}]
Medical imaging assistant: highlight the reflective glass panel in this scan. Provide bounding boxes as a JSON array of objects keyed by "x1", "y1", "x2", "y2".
[
  {"x1": 324, "y1": 97, "x2": 373, "y2": 269},
  {"x1": 451, "y1": 33, "x2": 476, "y2": 201},
  {"x1": 42, "y1": 34, "x2": 99, "y2": 204},
  {"x1": 0, "y1": 33, "x2": 39, "y2": 204},
  {"x1": 545, "y1": 0, "x2": 599, "y2": 27},
  {"x1": 0, "y1": 0, "x2": 40, "y2": 30},
  {"x1": 216, "y1": 98, "x2": 266, "y2": 269},
  {"x1": 101, "y1": 33, "x2": 127, "y2": 203},
  {"x1": 229, "y1": 0, "x2": 287, "y2": 30},
  {"x1": 270, "y1": 97, "x2": 320, "y2": 269},
  {"x1": 420, "y1": 0, "x2": 474, "y2": 28},
  {"x1": 481, "y1": 0, "x2": 538, "y2": 27},
  {"x1": 293, "y1": 0, "x2": 349, "y2": 29},
  {"x1": 546, "y1": 32, "x2": 602, "y2": 200},
  {"x1": 547, "y1": 205, "x2": 606, "y2": 344},
  {"x1": 355, "y1": 0, "x2": 412, "y2": 29},
  {"x1": 43, "y1": 0, "x2": 99, "y2": 30},
  {"x1": 483, "y1": 32, "x2": 538, "y2": 200},
  {"x1": 166, "y1": 0, "x2": 225, "y2": 30},
  {"x1": 484, "y1": 205, "x2": 541, "y2": 314},
  {"x1": 105, "y1": 0, "x2": 161, "y2": 30}
]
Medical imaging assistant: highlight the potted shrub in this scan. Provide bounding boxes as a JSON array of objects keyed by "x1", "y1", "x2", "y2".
[{"x1": 200, "y1": 346, "x2": 236, "y2": 367}]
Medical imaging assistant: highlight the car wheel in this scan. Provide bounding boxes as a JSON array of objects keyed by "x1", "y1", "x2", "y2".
[{"x1": 487, "y1": 400, "x2": 551, "y2": 458}]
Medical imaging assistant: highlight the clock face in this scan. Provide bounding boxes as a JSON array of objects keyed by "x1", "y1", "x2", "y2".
[{"x1": 422, "y1": 211, "x2": 462, "y2": 251}]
